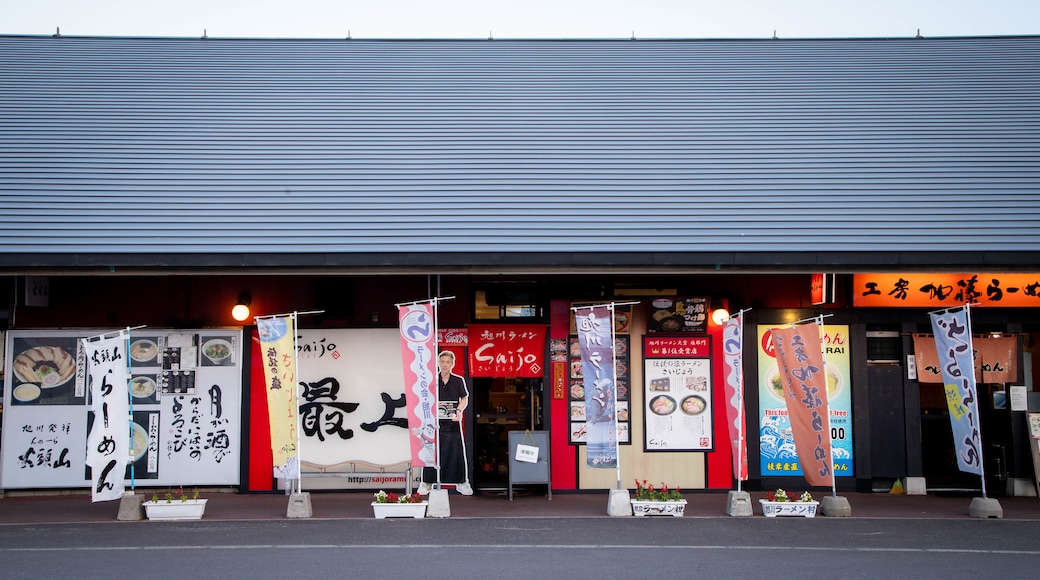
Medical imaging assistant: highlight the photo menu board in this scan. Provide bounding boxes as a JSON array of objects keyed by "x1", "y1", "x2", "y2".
[
  {"x1": 1, "y1": 329, "x2": 242, "y2": 489},
  {"x1": 642, "y1": 335, "x2": 713, "y2": 451}
]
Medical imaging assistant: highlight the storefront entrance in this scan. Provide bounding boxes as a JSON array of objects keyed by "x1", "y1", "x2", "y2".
[{"x1": 471, "y1": 377, "x2": 544, "y2": 492}]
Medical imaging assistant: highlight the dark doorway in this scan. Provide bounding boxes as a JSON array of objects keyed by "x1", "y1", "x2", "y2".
[
  {"x1": 471, "y1": 377, "x2": 544, "y2": 491},
  {"x1": 868, "y1": 365, "x2": 907, "y2": 477}
]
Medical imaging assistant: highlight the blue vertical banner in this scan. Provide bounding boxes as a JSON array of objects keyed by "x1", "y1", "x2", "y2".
[
  {"x1": 575, "y1": 306, "x2": 617, "y2": 468},
  {"x1": 929, "y1": 306, "x2": 983, "y2": 475}
]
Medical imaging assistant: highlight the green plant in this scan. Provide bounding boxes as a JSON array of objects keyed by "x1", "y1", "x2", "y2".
[
  {"x1": 164, "y1": 490, "x2": 174, "y2": 504},
  {"x1": 192, "y1": 488, "x2": 200, "y2": 501},
  {"x1": 633, "y1": 479, "x2": 683, "y2": 501}
]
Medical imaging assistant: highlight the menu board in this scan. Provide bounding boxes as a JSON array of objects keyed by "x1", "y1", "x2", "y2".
[
  {"x1": 642, "y1": 335, "x2": 713, "y2": 451},
  {"x1": 648, "y1": 297, "x2": 708, "y2": 333},
  {"x1": 1, "y1": 329, "x2": 242, "y2": 489}
]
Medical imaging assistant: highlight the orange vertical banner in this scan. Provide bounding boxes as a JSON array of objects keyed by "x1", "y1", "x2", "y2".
[{"x1": 770, "y1": 322, "x2": 833, "y2": 487}]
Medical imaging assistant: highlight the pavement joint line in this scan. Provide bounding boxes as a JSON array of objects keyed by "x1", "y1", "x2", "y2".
[{"x1": 3, "y1": 545, "x2": 1040, "y2": 555}]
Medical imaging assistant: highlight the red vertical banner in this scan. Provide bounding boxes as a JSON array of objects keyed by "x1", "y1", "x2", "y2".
[
  {"x1": 399, "y1": 303, "x2": 438, "y2": 469},
  {"x1": 770, "y1": 322, "x2": 833, "y2": 487}
]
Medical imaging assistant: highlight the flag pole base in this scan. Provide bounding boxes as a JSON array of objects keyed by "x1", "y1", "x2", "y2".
[
  {"x1": 427, "y1": 488, "x2": 451, "y2": 518},
  {"x1": 607, "y1": 489, "x2": 632, "y2": 517},
  {"x1": 725, "y1": 490, "x2": 753, "y2": 517},
  {"x1": 969, "y1": 497, "x2": 1003, "y2": 519},
  {"x1": 287, "y1": 492, "x2": 313, "y2": 518},
  {"x1": 117, "y1": 491, "x2": 145, "y2": 521},
  {"x1": 821, "y1": 495, "x2": 852, "y2": 517}
]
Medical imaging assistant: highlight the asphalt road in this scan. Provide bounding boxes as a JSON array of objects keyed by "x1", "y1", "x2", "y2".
[{"x1": 2, "y1": 517, "x2": 1039, "y2": 579}]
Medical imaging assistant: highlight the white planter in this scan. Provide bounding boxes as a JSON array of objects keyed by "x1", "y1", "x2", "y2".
[
  {"x1": 759, "y1": 499, "x2": 819, "y2": 518},
  {"x1": 371, "y1": 501, "x2": 428, "y2": 519},
  {"x1": 143, "y1": 499, "x2": 208, "y2": 521},
  {"x1": 631, "y1": 499, "x2": 687, "y2": 517}
]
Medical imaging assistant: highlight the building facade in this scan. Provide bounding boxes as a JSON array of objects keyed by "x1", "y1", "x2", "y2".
[{"x1": 1, "y1": 34, "x2": 1038, "y2": 496}]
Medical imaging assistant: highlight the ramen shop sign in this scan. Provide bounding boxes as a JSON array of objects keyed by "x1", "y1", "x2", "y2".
[{"x1": 468, "y1": 325, "x2": 547, "y2": 378}]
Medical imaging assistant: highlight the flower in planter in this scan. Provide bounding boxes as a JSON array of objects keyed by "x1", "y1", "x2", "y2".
[
  {"x1": 634, "y1": 479, "x2": 683, "y2": 501},
  {"x1": 373, "y1": 490, "x2": 424, "y2": 504},
  {"x1": 764, "y1": 488, "x2": 813, "y2": 502}
]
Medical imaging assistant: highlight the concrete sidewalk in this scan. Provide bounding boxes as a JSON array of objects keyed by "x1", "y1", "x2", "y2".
[{"x1": 2, "y1": 489, "x2": 1039, "y2": 524}]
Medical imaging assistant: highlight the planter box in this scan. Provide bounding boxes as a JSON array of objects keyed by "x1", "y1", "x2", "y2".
[
  {"x1": 631, "y1": 499, "x2": 687, "y2": 517},
  {"x1": 371, "y1": 501, "x2": 428, "y2": 519},
  {"x1": 759, "y1": 499, "x2": 819, "y2": 518},
  {"x1": 143, "y1": 499, "x2": 208, "y2": 521}
]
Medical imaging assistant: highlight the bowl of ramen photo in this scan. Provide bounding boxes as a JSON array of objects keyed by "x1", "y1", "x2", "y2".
[
  {"x1": 649, "y1": 394, "x2": 677, "y2": 416},
  {"x1": 13, "y1": 383, "x2": 41, "y2": 403},
  {"x1": 130, "y1": 339, "x2": 158, "y2": 363},
  {"x1": 766, "y1": 364, "x2": 841, "y2": 401},
  {"x1": 680, "y1": 395, "x2": 707, "y2": 416},
  {"x1": 13, "y1": 346, "x2": 76, "y2": 388},
  {"x1": 202, "y1": 338, "x2": 233, "y2": 364},
  {"x1": 131, "y1": 376, "x2": 157, "y2": 399},
  {"x1": 130, "y1": 422, "x2": 149, "y2": 462}
]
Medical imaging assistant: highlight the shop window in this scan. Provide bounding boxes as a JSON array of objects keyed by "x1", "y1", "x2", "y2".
[
  {"x1": 866, "y1": 330, "x2": 901, "y2": 364},
  {"x1": 473, "y1": 288, "x2": 543, "y2": 321}
]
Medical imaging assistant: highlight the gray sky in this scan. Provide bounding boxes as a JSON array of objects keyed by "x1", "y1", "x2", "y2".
[{"x1": 3, "y1": 0, "x2": 1038, "y2": 39}]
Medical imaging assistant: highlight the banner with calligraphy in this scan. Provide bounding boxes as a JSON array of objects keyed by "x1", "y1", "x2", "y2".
[
  {"x1": 642, "y1": 335, "x2": 713, "y2": 451},
  {"x1": 770, "y1": 322, "x2": 834, "y2": 487},
  {"x1": 912, "y1": 334, "x2": 1018, "y2": 384},
  {"x1": 575, "y1": 307, "x2": 618, "y2": 467},
  {"x1": 721, "y1": 315, "x2": 748, "y2": 481},
  {"x1": 854, "y1": 273, "x2": 1040, "y2": 308},
  {"x1": 83, "y1": 333, "x2": 130, "y2": 502},
  {"x1": 467, "y1": 324, "x2": 546, "y2": 378},
  {"x1": 929, "y1": 307, "x2": 983, "y2": 475},
  {"x1": 398, "y1": 303, "x2": 438, "y2": 469},
  {"x1": 257, "y1": 315, "x2": 299, "y2": 480}
]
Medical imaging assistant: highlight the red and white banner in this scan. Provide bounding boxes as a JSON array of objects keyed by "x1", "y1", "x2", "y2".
[
  {"x1": 83, "y1": 332, "x2": 130, "y2": 502},
  {"x1": 770, "y1": 322, "x2": 833, "y2": 487},
  {"x1": 467, "y1": 324, "x2": 547, "y2": 378},
  {"x1": 398, "y1": 303, "x2": 438, "y2": 468},
  {"x1": 721, "y1": 315, "x2": 749, "y2": 481}
]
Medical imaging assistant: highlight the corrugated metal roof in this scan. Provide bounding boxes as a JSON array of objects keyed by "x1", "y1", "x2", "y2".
[{"x1": 0, "y1": 35, "x2": 1038, "y2": 271}]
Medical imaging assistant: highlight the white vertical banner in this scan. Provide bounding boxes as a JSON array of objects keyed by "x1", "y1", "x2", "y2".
[
  {"x1": 721, "y1": 314, "x2": 749, "y2": 482},
  {"x1": 83, "y1": 332, "x2": 130, "y2": 502},
  {"x1": 929, "y1": 306, "x2": 984, "y2": 476}
]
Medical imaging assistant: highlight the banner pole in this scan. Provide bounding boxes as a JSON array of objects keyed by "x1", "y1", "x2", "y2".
[
  {"x1": 736, "y1": 312, "x2": 744, "y2": 493},
  {"x1": 610, "y1": 303, "x2": 621, "y2": 490},
  {"x1": 964, "y1": 304, "x2": 989, "y2": 499},
  {"x1": 433, "y1": 299, "x2": 442, "y2": 488},
  {"x1": 292, "y1": 312, "x2": 303, "y2": 494},
  {"x1": 817, "y1": 315, "x2": 837, "y2": 498},
  {"x1": 125, "y1": 327, "x2": 135, "y2": 494}
]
